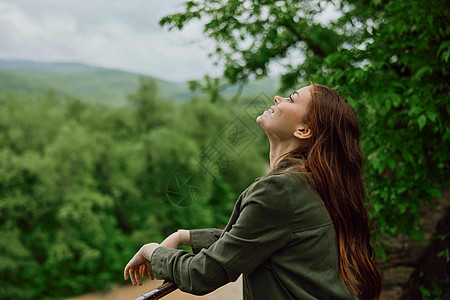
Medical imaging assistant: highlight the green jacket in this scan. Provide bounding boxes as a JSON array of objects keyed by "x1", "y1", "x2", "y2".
[{"x1": 151, "y1": 159, "x2": 355, "y2": 299}]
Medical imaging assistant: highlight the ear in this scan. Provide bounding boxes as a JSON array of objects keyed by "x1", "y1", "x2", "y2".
[{"x1": 293, "y1": 127, "x2": 312, "y2": 140}]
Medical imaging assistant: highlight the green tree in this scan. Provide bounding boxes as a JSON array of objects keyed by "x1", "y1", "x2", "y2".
[
  {"x1": 188, "y1": 75, "x2": 226, "y2": 103},
  {"x1": 208, "y1": 176, "x2": 234, "y2": 227},
  {"x1": 127, "y1": 77, "x2": 175, "y2": 133},
  {"x1": 160, "y1": 0, "x2": 450, "y2": 248}
]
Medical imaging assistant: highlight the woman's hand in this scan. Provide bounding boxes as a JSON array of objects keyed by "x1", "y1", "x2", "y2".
[{"x1": 124, "y1": 243, "x2": 160, "y2": 286}]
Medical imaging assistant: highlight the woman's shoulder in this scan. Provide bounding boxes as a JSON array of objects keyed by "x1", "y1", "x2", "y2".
[
  {"x1": 240, "y1": 173, "x2": 294, "y2": 211},
  {"x1": 244, "y1": 171, "x2": 312, "y2": 204},
  {"x1": 261, "y1": 169, "x2": 323, "y2": 207}
]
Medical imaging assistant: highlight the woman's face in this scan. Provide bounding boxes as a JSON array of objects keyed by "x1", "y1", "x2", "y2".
[{"x1": 256, "y1": 85, "x2": 312, "y2": 141}]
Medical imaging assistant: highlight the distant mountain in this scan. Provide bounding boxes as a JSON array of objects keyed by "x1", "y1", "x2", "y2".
[
  {"x1": 0, "y1": 59, "x2": 279, "y2": 105},
  {"x1": 0, "y1": 60, "x2": 101, "y2": 73},
  {"x1": 0, "y1": 59, "x2": 196, "y2": 105}
]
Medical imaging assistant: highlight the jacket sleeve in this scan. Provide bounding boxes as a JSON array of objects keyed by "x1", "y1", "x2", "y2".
[
  {"x1": 189, "y1": 228, "x2": 223, "y2": 254},
  {"x1": 150, "y1": 174, "x2": 293, "y2": 295}
]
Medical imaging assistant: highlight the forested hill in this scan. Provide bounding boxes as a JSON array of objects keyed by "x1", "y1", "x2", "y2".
[
  {"x1": 0, "y1": 60, "x2": 279, "y2": 105},
  {"x1": 0, "y1": 60, "x2": 191, "y2": 105}
]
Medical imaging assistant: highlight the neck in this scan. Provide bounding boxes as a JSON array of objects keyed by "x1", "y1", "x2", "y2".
[{"x1": 268, "y1": 138, "x2": 301, "y2": 170}]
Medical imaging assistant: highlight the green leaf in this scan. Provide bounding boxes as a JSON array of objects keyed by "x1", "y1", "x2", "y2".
[
  {"x1": 418, "y1": 115, "x2": 427, "y2": 130},
  {"x1": 387, "y1": 157, "x2": 396, "y2": 170},
  {"x1": 426, "y1": 110, "x2": 437, "y2": 122},
  {"x1": 397, "y1": 186, "x2": 407, "y2": 194},
  {"x1": 415, "y1": 66, "x2": 433, "y2": 80},
  {"x1": 410, "y1": 229, "x2": 426, "y2": 242},
  {"x1": 419, "y1": 286, "x2": 431, "y2": 297},
  {"x1": 442, "y1": 50, "x2": 450, "y2": 63},
  {"x1": 428, "y1": 187, "x2": 442, "y2": 199},
  {"x1": 402, "y1": 150, "x2": 414, "y2": 163},
  {"x1": 437, "y1": 40, "x2": 450, "y2": 55},
  {"x1": 391, "y1": 93, "x2": 402, "y2": 107},
  {"x1": 436, "y1": 250, "x2": 446, "y2": 258}
]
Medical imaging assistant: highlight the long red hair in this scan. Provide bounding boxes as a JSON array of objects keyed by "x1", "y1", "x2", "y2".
[{"x1": 271, "y1": 84, "x2": 381, "y2": 299}]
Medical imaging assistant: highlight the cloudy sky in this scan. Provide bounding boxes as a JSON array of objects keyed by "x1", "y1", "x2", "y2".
[
  {"x1": 0, "y1": 0, "x2": 223, "y2": 82},
  {"x1": 0, "y1": 0, "x2": 339, "y2": 82}
]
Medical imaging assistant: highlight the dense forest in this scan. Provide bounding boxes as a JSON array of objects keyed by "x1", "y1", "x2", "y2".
[
  {"x1": 1, "y1": 0, "x2": 449, "y2": 299},
  {"x1": 0, "y1": 77, "x2": 274, "y2": 299}
]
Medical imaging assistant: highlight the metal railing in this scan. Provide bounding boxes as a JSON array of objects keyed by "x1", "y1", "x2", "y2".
[{"x1": 134, "y1": 282, "x2": 177, "y2": 300}]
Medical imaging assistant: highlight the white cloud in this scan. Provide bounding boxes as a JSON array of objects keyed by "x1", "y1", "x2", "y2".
[{"x1": 0, "y1": 0, "x2": 220, "y2": 82}]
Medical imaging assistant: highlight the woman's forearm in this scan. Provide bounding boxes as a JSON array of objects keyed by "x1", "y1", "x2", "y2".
[{"x1": 177, "y1": 229, "x2": 191, "y2": 247}]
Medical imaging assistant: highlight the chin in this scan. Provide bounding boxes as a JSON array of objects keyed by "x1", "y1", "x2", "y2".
[
  {"x1": 257, "y1": 117, "x2": 270, "y2": 136},
  {"x1": 256, "y1": 115, "x2": 264, "y2": 126}
]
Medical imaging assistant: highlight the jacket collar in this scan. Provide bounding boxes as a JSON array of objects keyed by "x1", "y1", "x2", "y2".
[{"x1": 267, "y1": 155, "x2": 305, "y2": 175}]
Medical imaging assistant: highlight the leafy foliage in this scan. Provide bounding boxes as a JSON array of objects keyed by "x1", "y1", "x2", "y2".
[
  {"x1": 160, "y1": 0, "x2": 450, "y2": 250},
  {"x1": 0, "y1": 78, "x2": 266, "y2": 299}
]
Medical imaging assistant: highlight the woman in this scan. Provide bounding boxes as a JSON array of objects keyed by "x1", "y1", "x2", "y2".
[{"x1": 124, "y1": 84, "x2": 382, "y2": 299}]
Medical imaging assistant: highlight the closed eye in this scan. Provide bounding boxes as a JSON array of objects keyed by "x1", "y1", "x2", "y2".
[{"x1": 289, "y1": 95, "x2": 294, "y2": 102}]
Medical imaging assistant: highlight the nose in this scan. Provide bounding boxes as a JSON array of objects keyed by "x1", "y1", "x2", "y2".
[{"x1": 274, "y1": 95, "x2": 281, "y2": 104}]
